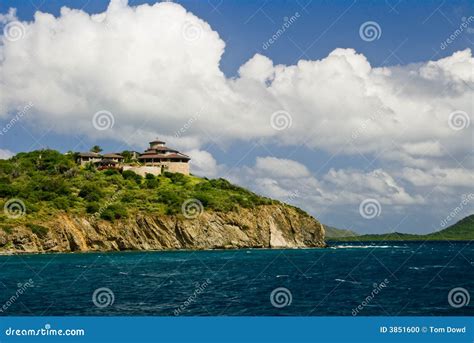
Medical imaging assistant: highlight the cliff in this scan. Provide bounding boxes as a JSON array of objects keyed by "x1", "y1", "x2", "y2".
[{"x1": 0, "y1": 204, "x2": 325, "y2": 254}]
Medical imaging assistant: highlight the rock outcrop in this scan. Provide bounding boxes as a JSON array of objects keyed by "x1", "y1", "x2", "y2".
[{"x1": 0, "y1": 204, "x2": 326, "y2": 254}]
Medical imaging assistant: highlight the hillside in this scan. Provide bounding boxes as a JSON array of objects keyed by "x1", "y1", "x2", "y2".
[
  {"x1": 323, "y1": 225, "x2": 357, "y2": 238},
  {"x1": 328, "y1": 215, "x2": 474, "y2": 242},
  {"x1": 0, "y1": 150, "x2": 326, "y2": 253}
]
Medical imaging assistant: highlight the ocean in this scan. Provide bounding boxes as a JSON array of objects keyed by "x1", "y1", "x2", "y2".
[{"x1": 0, "y1": 242, "x2": 472, "y2": 316}]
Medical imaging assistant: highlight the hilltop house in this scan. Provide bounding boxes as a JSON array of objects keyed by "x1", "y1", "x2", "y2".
[{"x1": 76, "y1": 139, "x2": 190, "y2": 175}]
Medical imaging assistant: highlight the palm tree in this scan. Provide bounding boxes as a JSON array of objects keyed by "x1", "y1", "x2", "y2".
[{"x1": 90, "y1": 145, "x2": 102, "y2": 153}]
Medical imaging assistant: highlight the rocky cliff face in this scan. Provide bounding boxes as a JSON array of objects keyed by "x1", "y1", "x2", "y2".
[{"x1": 0, "y1": 204, "x2": 325, "y2": 254}]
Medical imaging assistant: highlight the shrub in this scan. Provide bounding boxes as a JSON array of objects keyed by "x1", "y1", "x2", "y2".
[
  {"x1": 122, "y1": 170, "x2": 142, "y2": 184},
  {"x1": 79, "y1": 184, "x2": 103, "y2": 202},
  {"x1": 104, "y1": 169, "x2": 120, "y2": 176},
  {"x1": 52, "y1": 196, "x2": 71, "y2": 210},
  {"x1": 163, "y1": 172, "x2": 186, "y2": 185},
  {"x1": 1, "y1": 226, "x2": 13, "y2": 234},
  {"x1": 86, "y1": 202, "x2": 100, "y2": 214},
  {"x1": 143, "y1": 178, "x2": 160, "y2": 189},
  {"x1": 100, "y1": 204, "x2": 127, "y2": 221},
  {"x1": 27, "y1": 224, "x2": 49, "y2": 238}
]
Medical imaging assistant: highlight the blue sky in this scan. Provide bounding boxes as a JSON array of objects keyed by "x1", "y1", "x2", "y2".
[{"x1": 0, "y1": 0, "x2": 472, "y2": 234}]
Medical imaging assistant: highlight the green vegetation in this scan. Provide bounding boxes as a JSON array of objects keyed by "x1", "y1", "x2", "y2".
[
  {"x1": 324, "y1": 225, "x2": 357, "y2": 238},
  {"x1": 328, "y1": 215, "x2": 474, "y2": 242},
  {"x1": 26, "y1": 224, "x2": 49, "y2": 238},
  {"x1": 0, "y1": 150, "x2": 276, "y2": 227}
]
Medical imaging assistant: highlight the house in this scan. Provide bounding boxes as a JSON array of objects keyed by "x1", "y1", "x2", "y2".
[
  {"x1": 77, "y1": 138, "x2": 191, "y2": 175},
  {"x1": 77, "y1": 152, "x2": 102, "y2": 166},
  {"x1": 137, "y1": 139, "x2": 190, "y2": 174},
  {"x1": 102, "y1": 153, "x2": 124, "y2": 163}
]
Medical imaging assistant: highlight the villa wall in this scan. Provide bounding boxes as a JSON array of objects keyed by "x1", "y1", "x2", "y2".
[
  {"x1": 162, "y1": 162, "x2": 189, "y2": 175},
  {"x1": 122, "y1": 165, "x2": 161, "y2": 177},
  {"x1": 123, "y1": 163, "x2": 189, "y2": 176}
]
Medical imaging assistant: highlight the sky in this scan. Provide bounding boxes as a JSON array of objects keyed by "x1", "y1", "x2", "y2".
[{"x1": 0, "y1": 0, "x2": 472, "y2": 234}]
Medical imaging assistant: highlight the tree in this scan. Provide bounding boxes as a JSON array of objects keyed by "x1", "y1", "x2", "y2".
[{"x1": 90, "y1": 145, "x2": 102, "y2": 153}]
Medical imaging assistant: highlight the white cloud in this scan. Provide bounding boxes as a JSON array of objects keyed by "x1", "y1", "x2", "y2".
[
  {"x1": 401, "y1": 167, "x2": 474, "y2": 187},
  {"x1": 0, "y1": 0, "x2": 471, "y2": 163},
  {"x1": 184, "y1": 149, "x2": 219, "y2": 177},
  {"x1": 0, "y1": 148, "x2": 14, "y2": 159},
  {"x1": 254, "y1": 156, "x2": 311, "y2": 178}
]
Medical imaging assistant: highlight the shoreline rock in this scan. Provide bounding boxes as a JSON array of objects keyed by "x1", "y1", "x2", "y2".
[{"x1": 0, "y1": 204, "x2": 326, "y2": 254}]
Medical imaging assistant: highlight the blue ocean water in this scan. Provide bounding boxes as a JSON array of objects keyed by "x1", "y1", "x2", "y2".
[{"x1": 0, "y1": 242, "x2": 472, "y2": 316}]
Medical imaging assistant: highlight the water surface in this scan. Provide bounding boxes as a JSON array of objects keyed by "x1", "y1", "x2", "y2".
[{"x1": 0, "y1": 241, "x2": 472, "y2": 316}]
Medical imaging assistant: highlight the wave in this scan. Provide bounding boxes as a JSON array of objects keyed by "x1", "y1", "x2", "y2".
[
  {"x1": 334, "y1": 278, "x2": 362, "y2": 285},
  {"x1": 330, "y1": 245, "x2": 403, "y2": 249}
]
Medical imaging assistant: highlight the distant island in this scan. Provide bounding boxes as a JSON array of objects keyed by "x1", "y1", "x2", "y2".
[
  {"x1": 325, "y1": 215, "x2": 474, "y2": 242},
  {"x1": 0, "y1": 149, "x2": 325, "y2": 254}
]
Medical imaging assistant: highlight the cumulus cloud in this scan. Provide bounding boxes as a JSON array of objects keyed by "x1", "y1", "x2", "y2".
[
  {"x1": 0, "y1": 148, "x2": 14, "y2": 159},
  {"x1": 184, "y1": 149, "x2": 219, "y2": 177},
  {"x1": 0, "y1": 0, "x2": 471, "y2": 158}
]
